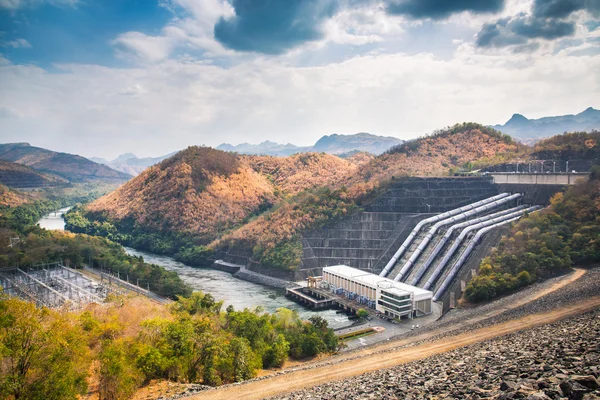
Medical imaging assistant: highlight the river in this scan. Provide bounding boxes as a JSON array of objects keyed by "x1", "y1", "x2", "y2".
[
  {"x1": 37, "y1": 210, "x2": 351, "y2": 329},
  {"x1": 37, "y1": 207, "x2": 70, "y2": 230}
]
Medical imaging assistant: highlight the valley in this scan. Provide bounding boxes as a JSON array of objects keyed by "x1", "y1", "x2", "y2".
[{"x1": 3, "y1": 2, "x2": 600, "y2": 398}]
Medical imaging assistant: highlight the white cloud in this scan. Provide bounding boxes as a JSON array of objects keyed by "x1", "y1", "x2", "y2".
[
  {"x1": 323, "y1": 3, "x2": 404, "y2": 45},
  {"x1": 0, "y1": 0, "x2": 78, "y2": 10},
  {"x1": 113, "y1": 30, "x2": 178, "y2": 64},
  {"x1": 114, "y1": 0, "x2": 234, "y2": 63},
  {"x1": 1, "y1": 47, "x2": 598, "y2": 159},
  {"x1": 1, "y1": 38, "x2": 32, "y2": 48}
]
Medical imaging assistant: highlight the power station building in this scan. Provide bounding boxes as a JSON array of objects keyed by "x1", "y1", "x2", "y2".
[{"x1": 321, "y1": 265, "x2": 433, "y2": 319}]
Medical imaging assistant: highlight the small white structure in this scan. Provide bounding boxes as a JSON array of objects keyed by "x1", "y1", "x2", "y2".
[{"x1": 322, "y1": 265, "x2": 433, "y2": 319}]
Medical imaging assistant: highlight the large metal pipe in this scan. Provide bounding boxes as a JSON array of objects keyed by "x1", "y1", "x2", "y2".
[
  {"x1": 422, "y1": 206, "x2": 539, "y2": 290},
  {"x1": 432, "y1": 207, "x2": 541, "y2": 301},
  {"x1": 394, "y1": 193, "x2": 522, "y2": 282},
  {"x1": 379, "y1": 193, "x2": 511, "y2": 277},
  {"x1": 409, "y1": 204, "x2": 527, "y2": 286}
]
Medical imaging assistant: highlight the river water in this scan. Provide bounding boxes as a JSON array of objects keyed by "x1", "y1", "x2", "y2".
[
  {"x1": 37, "y1": 210, "x2": 351, "y2": 329},
  {"x1": 37, "y1": 207, "x2": 71, "y2": 230}
]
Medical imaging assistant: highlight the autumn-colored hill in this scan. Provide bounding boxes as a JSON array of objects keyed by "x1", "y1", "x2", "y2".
[
  {"x1": 215, "y1": 124, "x2": 523, "y2": 268},
  {"x1": 78, "y1": 124, "x2": 531, "y2": 269},
  {"x1": 347, "y1": 123, "x2": 523, "y2": 183},
  {"x1": 244, "y1": 152, "x2": 358, "y2": 195},
  {"x1": 0, "y1": 184, "x2": 37, "y2": 208},
  {"x1": 0, "y1": 143, "x2": 132, "y2": 183},
  {"x1": 532, "y1": 131, "x2": 599, "y2": 159},
  {"x1": 0, "y1": 160, "x2": 68, "y2": 189},
  {"x1": 87, "y1": 147, "x2": 274, "y2": 241},
  {"x1": 86, "y1": 147, "x2": 362, "y2": 242}
]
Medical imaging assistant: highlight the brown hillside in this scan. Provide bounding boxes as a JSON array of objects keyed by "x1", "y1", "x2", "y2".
[
  {"x1": 0, "y1": 160, "x2": 68, "y2": 189},
  {"x1": 348, "y1": 124, "x2": 521, "y2": 184},
  {"x1": 88, "y1": 148, "x2": 366, "y2": 240},
  {"x1": 88, "y1": 147, "x2": 276, "y2": 240},
  {"x1": 244, "y1": 153, "x2": 358, "y2": 195},
  {"x1": 0, "y1": 143, "x2": 131, "y2": 182},
  {"x1": 217, "y1": 124, "x2": 521, "y2": 264},
  {"x1": 0, "y1": 184, "x2": 36, "y2": 208}
]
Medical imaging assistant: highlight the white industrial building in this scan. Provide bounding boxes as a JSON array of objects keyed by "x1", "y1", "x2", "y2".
[{"x1": 322, "y1": 265, "x2": 433, "y2": 319}]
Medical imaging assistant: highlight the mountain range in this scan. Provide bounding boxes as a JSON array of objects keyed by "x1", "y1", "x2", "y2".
[
  {"x1": 91, "y1": 152, "x2": 176, "y2": 176},
  {"x1": 493, "y1": 107, "x2": 600, "y2": 141},
  {"x1": 82, "y1": 123, "x2": 523, "y2": 266},
  {"x1": 0, "y1": 143, "x2": 131, "y2": 183},
  {"x1": 217, "y1": 132, "x2": 404, "y2": 157}
]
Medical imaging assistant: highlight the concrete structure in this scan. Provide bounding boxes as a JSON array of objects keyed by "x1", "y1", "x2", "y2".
[
  {"x1": 489, "y1": 172, "x2": 588, "y2": 185},
  {"x1": 322, "y1": 265, "x2": 433, "y2": 319}
]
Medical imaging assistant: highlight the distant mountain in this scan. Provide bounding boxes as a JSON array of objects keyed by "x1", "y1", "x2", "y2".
[
  {"x1": 313, "y1": 133, "x2": 403, "y2": 155},
  {"x1": 0, "y1": 143, "x2": 131, "y2": 183},
  {"x1": 217, "y1": 141, "x2": 311, "y2": 157},
  {"x1": 493, "y1": 107, "x2": 600, "y2": 141},
  {"x1": 217, "y1": 133, "x2": 403, "y2": 156},
  {"x1": 93, "y1": 152, "x2": 177, "y2": 176},
  {"x1": 89, "y1": 157, "x2": 109, "y2": 165},
  {"x1": 0, "y1": 160, "x2": 68, "y2": 189}
]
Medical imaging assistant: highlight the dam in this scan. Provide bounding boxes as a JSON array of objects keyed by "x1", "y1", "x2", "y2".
[{"x1": 220, "y1": 175, "x2": 577, "y2": 311}]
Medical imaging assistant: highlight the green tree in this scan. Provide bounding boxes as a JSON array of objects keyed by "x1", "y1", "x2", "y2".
[
  {"x1": 0, "y1": 297, "x2": 90, "y2": 400},
  {"x1": 356, "y1": 308, "x2": 369, "y2": 320},
  {"x1": 98, "y1": 339, "x2": 142, "y2": 400}
]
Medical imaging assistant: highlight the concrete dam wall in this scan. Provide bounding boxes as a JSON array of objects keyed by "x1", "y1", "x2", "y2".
[{"x1": 298, "y1": 177, "x2": 499, "y2": 280}]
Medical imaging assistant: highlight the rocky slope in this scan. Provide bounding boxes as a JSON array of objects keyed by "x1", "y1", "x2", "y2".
[
  {"x1": 0, "y1": 143, "x2": 131, "y2": 182},
  {"x1": 271, "y1": 309, "x2": 600, "y2": 400},
  {"x1": 493, "y1": 107, "x2": 600, "y2": 142}
]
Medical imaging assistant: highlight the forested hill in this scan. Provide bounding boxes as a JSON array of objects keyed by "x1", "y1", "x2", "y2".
[
  {"x1": 76, "y1": 123, "x2": 525, "y2": 270},
  {"x1": 345, "y1": 123, "x2": 522, "y2": 184},
  {"x1": 84, "y1": 147, "x2": 359, "y2": 244},
  {"x1": 0, "y1": 142, "x2": 132, "y2": 183},
  {"x1": 0, "y1": 160, "x2": 68, "y2": 189}
]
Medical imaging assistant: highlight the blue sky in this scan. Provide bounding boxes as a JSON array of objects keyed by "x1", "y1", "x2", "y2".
[{"x1": 0, "y1": 0, "x2": 599, "y2": 159}]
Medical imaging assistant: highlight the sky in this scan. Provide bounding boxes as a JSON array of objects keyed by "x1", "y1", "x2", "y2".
[{"x1": 0, "y1": 0, "x2": 599, "y2": 159}]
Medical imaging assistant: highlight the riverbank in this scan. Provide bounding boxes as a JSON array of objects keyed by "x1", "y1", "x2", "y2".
[{"x1": 38, "y1": 209, "x2": 351, "y2": 329}]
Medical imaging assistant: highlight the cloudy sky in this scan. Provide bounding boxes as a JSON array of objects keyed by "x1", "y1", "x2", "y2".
[{"x1": 0, "y1": 0, "x2": 599, "y2": 159}]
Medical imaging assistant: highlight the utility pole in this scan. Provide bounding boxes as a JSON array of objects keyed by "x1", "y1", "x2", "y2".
[{"x1": 566, "y1": 160, "x2": 569, "y2": 173}]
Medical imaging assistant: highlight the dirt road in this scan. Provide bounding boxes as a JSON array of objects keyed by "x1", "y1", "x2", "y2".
[{"x1": 190, "y1": 269, "x2": 595, "y2": 400}]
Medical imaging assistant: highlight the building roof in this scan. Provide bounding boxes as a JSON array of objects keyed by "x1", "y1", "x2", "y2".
[
  {"x1": 323, "y1": 265, "x2": 432, "y2": 301},
  {"x1": 323, "y1": 265, "x2": 371, "y2": 279}
]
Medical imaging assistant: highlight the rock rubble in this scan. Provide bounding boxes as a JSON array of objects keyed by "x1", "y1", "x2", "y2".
[{"x1": 271, "y1": 308, "x2": 600, "y2": 400}]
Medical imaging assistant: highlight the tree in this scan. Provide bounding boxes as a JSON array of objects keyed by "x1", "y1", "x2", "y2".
[
  {"x1": 230, "y1": 337, "x2": 260, "y2": 381},
  {"x1": 0, "y1": 297, "x2": 90, "y2": 400},
  {"x1": 264, "y1": 334, "x2": 290, "y2": 368},
  {"x1": 98, "y1": 339, "x2": 142, "y2": 400},
  {"x1": 356, "y1": 309, "x2": 369, "y2": 320}
]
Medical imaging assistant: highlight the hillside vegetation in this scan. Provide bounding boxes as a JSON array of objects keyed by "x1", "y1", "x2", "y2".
[
  {"x1": 531, "y1": 130, "x2": 599, "y2": 160},
  {"x1": 0, "y1": 292, "x2": 338, "y2": 399},
  {"x1": 86, "y1": 147, "x2": 276, "y2": 241},
  {"x1": 350, "y1": 123, "x2": 522, "y2": 182},
  {"x1": 0, "y1": 184, "x2": 38, "y2": 208},
  {"x1": 0, "y1": 143, "x2": 131, "y2": 182},
  {"x1": 244, "y1": 152, "x2": 358, "y2": 195},
  {"x1": 466, "y1": 169, "x2": 600, "y2": 302},
  {"x1": 0, "y1": 160, "x2": 68, "y2": 189},
  {"x1": 75, "y1": 123, "x2": 525, "y2": 271}
]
